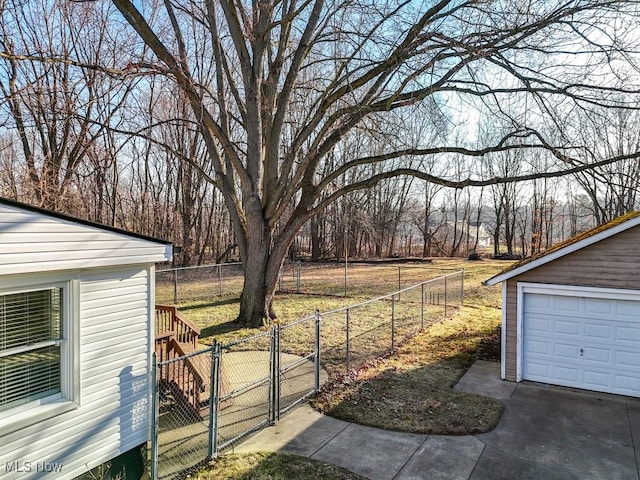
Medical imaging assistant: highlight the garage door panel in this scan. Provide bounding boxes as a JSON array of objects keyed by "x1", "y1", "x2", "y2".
[
  {"x1": 584, "y1": 322, "x2": 612, "y2": 340},
  {"x1": 555, "y1": 319, "x2": 580, "y2": 335},
  {"x1": 553, "y1": 343, "x2": 580, "y2": 359},
  {"x1": 616, "y1": 326, "x2": 640, "y2": 343},
  {"x1": 583, "y1": 370, "x2": 610, "y2": 389},
  {"x1": 582, "y1": 346, "x2": 610, "y2": 364},
  {"x1": 584, "y1": 298, "x2": 613, "y2": 315},
  {"x1": 554, "y1": 365, "x2": 580, "y2": 383},
  {"x1": 523, "y1": 291, "x2": 640, "y2": 398},
  {"x1": 614, "y1": 301, "x2": 640, "y2": 318},
  {"x1": 526, "y1": 315, "x2": 552, "y2": 333},
  {"x1": 524, "y1": 338, "x2": 551, "y2": 355},
  {"x1": 524, "y1": 361, "x2": 551, "y2": 379},
  {"x1": 615, "y1": 351, "x2": 640, "y2": 368},
  {"x1": 525, "y1": 294, "x2": 552, "y2": 311},
  {"x1": 613, "y1": 374, "x2": 640, "y2": 393},
  {"x1": 554, "y1": 296, "x2": 581, "y2": 313}
]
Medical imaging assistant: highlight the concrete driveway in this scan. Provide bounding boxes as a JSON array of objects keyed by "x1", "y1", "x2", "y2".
[{"x1": 235, "y1": 361, "x2": 640, "y2": 480}]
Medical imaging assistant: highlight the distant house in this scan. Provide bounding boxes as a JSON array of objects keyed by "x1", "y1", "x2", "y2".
[
  {"x1": 484, "y1": 211, "x2": 640, "y2": 398},
  {"x1": 0, "y1": 198, "x2": 172, "y2": 479},
  {"x1": 468, "y1": 222, "x2": 492, "y2": 248},
  {"x1": 430, "y1": 221, "x2": 492, "y2": 252}
]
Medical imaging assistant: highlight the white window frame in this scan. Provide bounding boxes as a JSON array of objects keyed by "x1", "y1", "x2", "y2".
[{"x1": 0, "y1": 273, "x2": 80, "y2": 436}]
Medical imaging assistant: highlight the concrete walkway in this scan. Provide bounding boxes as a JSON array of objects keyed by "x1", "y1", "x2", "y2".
[{"x1": 235, "y1": 361, "x2": 640, "y2": 480}]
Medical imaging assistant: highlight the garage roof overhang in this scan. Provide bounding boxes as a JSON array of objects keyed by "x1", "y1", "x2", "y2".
[{"x1": 483, "y1": 211, "x2": 640, "y2": 287}]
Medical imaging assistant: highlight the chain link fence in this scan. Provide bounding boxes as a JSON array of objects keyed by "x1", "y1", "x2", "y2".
[
  {"x1": 157, "y1": 260, "x2": 455, "y2": 306},
  {"x1": 151, "y1": 271, "x2": 463, "y2": 479},
  {"x1": 281, "y1": 261, "x2": 445, "y2": 298},
  {"x1": 156, "y1": 263, "x2": 244, "y2": 305}
]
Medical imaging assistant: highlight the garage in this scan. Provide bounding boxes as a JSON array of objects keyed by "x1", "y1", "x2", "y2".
[
  {"x1": 484, "y1": 211, "x2": 640, "y2": 397},
  {"x1": 521, "y1": 286, "x2": 640, "y2": 397}
]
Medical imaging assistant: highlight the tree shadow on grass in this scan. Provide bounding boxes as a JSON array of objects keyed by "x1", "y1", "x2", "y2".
[
  {"x1": 179, "y1": 297, "x2": 240, "y2": 311},
  {"x1": 200, "y1": 319, "x2": 246, "y2": 338}
]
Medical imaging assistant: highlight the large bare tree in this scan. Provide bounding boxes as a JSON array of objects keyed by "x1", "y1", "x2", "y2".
[{"x1": 6, "y1": 0, "x2": 630, "y2": 325}]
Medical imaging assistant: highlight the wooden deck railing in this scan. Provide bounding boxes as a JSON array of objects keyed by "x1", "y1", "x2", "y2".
[
  {"x1": 155, "y1": 305, "x2": 201, "y2": 347},
  {"x1": 155, "y1": 305, "x2": 208, "y2": 418}
]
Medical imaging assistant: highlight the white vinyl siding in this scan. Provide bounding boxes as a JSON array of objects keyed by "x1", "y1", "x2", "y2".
[
  {"x1": 0, "y1": 203, "x2": 171, "y2": 275},
  {"x1": 0, "y1": 266, "x2": 152, "y2": 480}
]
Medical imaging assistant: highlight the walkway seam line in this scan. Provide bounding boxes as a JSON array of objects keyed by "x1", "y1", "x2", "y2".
[
  {"x1": 474, "y1": 442, "x2": 594, "y2": 478},
  {"x1": 391, "y1": 435, "x2": 430, "y2": 480},
  {"x1": 467, "y1": 442, "x2": 486, "y2": 480},
  {"x1": 626, "y1": 400, "x2": 640, "y2": 480},
  {"x1": 308, "y1": 420, "x2": 352, "y2": 459}
]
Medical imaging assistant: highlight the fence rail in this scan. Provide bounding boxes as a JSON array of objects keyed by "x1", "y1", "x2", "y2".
[
  {"x1": 156, "y1": 262, "x2": 244, "y2": 305},
  {"x1": 156, "y1": 260, "x2": 457, "y2": 305},
  {"x1": 151, "y1": 270, "x2": 463, "y2": 479}
]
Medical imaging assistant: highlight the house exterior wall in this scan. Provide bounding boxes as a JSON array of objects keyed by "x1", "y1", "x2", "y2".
[
  {"x1": 503, "y1": 225, "x2": 640, "y2": 381},
  {"x1": 0, "y1": 264, "x2": 154, "y2": 479},
  {"x1": 0, "y1": 202, "x2": 171, "y2": 275}
]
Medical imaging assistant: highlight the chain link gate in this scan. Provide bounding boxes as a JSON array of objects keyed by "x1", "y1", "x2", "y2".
[{"x1": 151, "y1": 317, "x2": 322, "y2": 480}]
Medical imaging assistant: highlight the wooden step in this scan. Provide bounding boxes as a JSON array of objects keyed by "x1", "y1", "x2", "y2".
[{"x1": 175, "y1": 341, "x2": 232, "y2": 416}]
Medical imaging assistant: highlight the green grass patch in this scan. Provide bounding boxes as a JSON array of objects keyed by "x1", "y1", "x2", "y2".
[{"x1": 193, "y1": 452, "x2": 366, "y2": 480}]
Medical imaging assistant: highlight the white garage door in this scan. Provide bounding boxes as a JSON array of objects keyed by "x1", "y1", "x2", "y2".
[{"x1": 523, "y1": 291, "x2": 640, "y2": 397}]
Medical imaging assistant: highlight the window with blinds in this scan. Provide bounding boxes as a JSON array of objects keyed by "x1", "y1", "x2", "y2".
[{"x1": 0, "y1": 288, "x2": 64, "y2": 412}]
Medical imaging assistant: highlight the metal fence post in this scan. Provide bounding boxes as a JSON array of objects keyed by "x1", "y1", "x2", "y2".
[
  {"x1": 391, "y1": 294, "x2": 395, "y2": 350},
  {"x1": 208, "y1": 341, "x2": 221, "y2": 459},
  {"x1": 421, "y1": 282, "x2": 425, "y2": 330},
  {"x1": 346, "y1": 308, "x2": 350, "y2": 372},
  {"x1": 275, "y1": 325, "x2": 280, "y2": 422},
  {"x1": 173, "y1": 269, "x2": 178, "y2": 305},
  {"x1": 269, "y1": 326, "x2": 281, "y2": 424},
  {"x1": 344, "y1": 257, "x2": 348, "y2": 297},
  {"x1": 314, "y1": 310, "x2": 321, "y2": 392},
  {"x1": 397, "y1": 266, "x2": 401, "y2": 300},
  {"x1": 269, "y1": 327, "x2": 275, "y2": 424},
  {"x1": 150, "y1": 353, "x2": 159, "y2": 480},
  {"x1": 444, "y1": 275, "x2": 448, "y2": 318}
]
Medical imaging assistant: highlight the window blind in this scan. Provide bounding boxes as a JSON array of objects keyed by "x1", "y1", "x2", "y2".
[{"x1": 0, "y1": 288, "x2": 63, "y2": 412}]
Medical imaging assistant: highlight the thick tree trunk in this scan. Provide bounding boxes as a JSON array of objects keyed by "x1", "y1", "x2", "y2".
[
  {"x1": 237, "y1": 243, "x2": 288, "y2": 326},
  {"x1": 310, "y1": 217, "x2": 321, "y2": 261},
  {"x1": 237, "y1": 253, "x2": 272, "y2": 327},
  {"x1": 236, "y1": 201, "x2": 290, "y2": 327},
  {"x1": 238, "y1": 206, "x2": 271, "y2": 326}
]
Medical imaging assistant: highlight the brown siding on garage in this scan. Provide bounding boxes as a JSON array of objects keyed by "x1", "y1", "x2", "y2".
[
  {"x1": 504, "y1": 279, "x2": 518, "y2": 380},
  {"x1": 503, "y1": 225, "x2": 640, "y2": 381}
]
